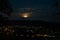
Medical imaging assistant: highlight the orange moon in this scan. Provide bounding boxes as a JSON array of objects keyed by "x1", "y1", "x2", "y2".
[{"x1": 20, "y1": 12, "x2": 30, "y2": 18}]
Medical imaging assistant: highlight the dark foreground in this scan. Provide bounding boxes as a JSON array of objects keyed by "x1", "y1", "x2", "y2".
[{"x1": 0, "y1": 20, "x2": 60, "y2": 40}]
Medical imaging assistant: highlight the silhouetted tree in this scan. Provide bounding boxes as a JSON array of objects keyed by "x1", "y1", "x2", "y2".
[
  {"x1": 52, "y1": 0, "x2": 60, "y2": 15},
  {"x1": 0, "y1": 15, "x2": 8, "y2": 21},
  {"x1": 53, "y1": 0, "x2": 59, "y2": 8},
  {"x1": 0, "y1": 0, "x2": 13, "y2": 16},
  {"x1": 54, "y1": 0, "x2": 59, "y2": 7}
]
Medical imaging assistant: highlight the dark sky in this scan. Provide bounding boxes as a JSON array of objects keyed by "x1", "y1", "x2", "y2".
[{"x1": 1, "y1": 0, "x2": 60, "y2": 23}]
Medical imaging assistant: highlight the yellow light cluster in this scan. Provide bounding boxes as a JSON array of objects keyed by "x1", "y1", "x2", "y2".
[{"x1": 35, "y1": 34, "x2": 48, "y2": 37}]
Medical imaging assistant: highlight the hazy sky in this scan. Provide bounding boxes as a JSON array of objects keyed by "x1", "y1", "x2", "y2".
[{"x1": 1, "y1": 0, "x2": 60, "y2": 23}]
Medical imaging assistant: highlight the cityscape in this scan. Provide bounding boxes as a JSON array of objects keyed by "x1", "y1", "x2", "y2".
[
  {"x1": 0, "y1": 20, "x2": 60, "y2": 40},
  {"x1": 0, "y1": 0, "x2": 60, "y2": 40}
]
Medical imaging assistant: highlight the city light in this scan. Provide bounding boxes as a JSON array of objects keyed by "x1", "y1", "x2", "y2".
[{"x1": 0, "y1": 25, "x2": 57, "y2": 40}]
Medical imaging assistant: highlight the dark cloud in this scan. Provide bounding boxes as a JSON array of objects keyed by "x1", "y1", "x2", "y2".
[{"x1": 1, "y1": 0, "x2": 60, "y2": 23}]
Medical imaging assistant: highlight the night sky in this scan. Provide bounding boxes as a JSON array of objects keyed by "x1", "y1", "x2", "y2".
[{"x1": 1, "y1": 0, "x2": 60, "y2": 23}]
